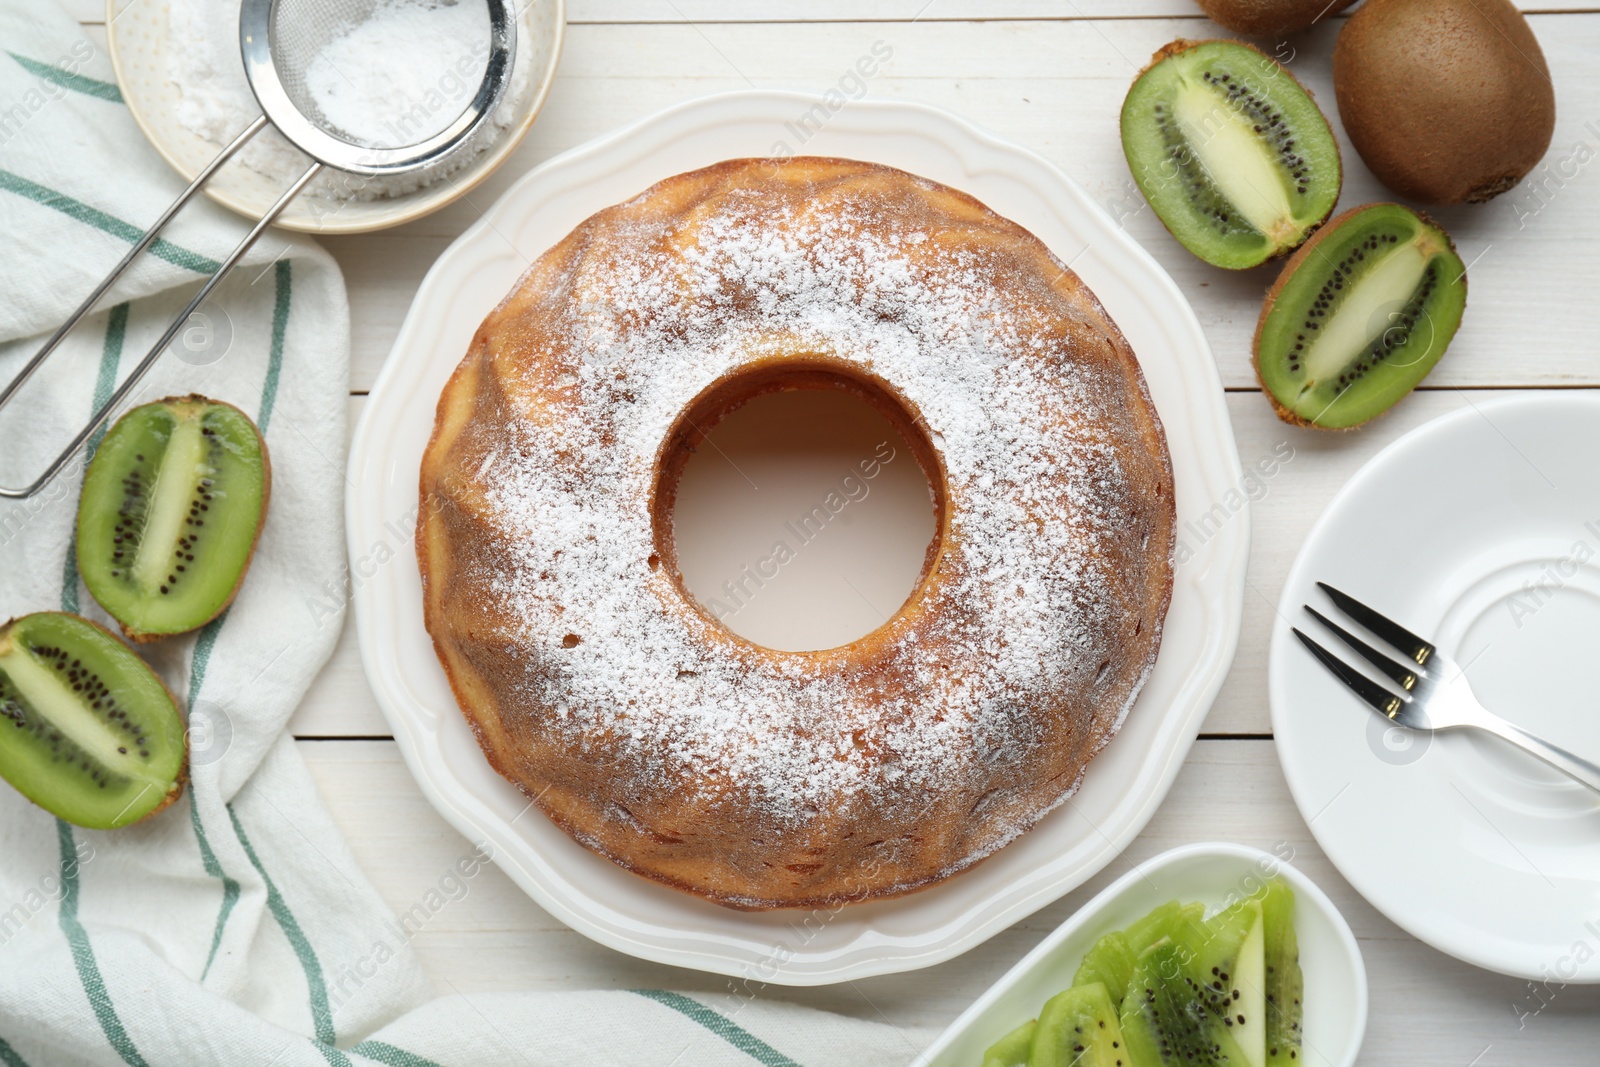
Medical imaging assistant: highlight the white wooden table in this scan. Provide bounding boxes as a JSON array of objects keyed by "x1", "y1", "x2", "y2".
[{"x1": 71, "y1": 1, "x2": 1600, "y2": 1061}]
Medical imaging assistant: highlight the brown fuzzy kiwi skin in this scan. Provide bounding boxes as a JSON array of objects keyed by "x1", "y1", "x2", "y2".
[
  {"x1": 102, "y1": 395, "x2": 272, "y2": 645},
  {"x1": 1196, "y1": 0, "x2": 1357, "y2": 37},
  {"x1": 0, "y1": 613, "x2": 189, "y2": 825},
  {"x1": 1130, "y1": 39, "x2": 1343, "y2": 268},
  {"x1": 1252, "y1": 204, "x2": 1465, "y2": 430},
  {"x1": 1333, "y1": 0, "x2": 1555, "y2": 205}
]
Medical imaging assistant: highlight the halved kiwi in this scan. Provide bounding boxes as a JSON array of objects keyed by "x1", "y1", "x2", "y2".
[
  {"x1": 0, "y1": 612, "x2": 186, "y2": 828},
  {"x1": 1254, "y1": 203, "x2": 1468, "y2": 429},
  {"x1": 77, "y1": 396, "x2": 270, "y2": 642},
  {"x1": 1121, "y1": 39, "x2": 1342, "y2": 269}
]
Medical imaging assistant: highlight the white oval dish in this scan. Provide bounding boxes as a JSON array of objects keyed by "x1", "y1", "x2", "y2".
[
  {"x1": 346, "y1": 90, "x2": 1250, "y2": 983},
  {"x1": 912, "y1": 843, "x2": 1368, "y2": 1067},
  {"x1": 1272, "y1": 393, "x2": 1600, "y2": 983},
  {"x1": 106, "y1": 0, "x2": 565, "y2": 234}
]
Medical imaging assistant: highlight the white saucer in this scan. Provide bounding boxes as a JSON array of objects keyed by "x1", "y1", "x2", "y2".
[
  {"x1": 348, "y1": 90, "x2": 1250, "y2": 983},
  {"x1": 1271, "y1": 393, "x2": 1600, "y2": 982}
]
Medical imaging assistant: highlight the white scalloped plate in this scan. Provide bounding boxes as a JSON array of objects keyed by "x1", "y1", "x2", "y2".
[{"x1": 347, "y1": 91, "x2": 1249, "y2": 984}]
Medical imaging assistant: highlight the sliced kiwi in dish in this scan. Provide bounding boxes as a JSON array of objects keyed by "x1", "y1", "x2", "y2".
[
  {"x1": 77, "y1": 396, "x2": 269, "y2": 642},
  {"x1": 1255, "y1": 203, "x2": 1467, "y2": 429},
  {"x1": 1121, "y1": 39, "x2": 1341, "y2": 269},
  {"x1": 0, "y1": 612, "x2": 186, "y2": 828}
]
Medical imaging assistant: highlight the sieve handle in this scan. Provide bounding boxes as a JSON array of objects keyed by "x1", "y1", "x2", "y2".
[{"x1": 0, "y1": 120, "x2": 319, "y2": 499}]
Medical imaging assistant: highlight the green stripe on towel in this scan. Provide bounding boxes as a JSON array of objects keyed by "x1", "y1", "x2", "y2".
[
  {"x1": 226, "y1": 805, "x2": 347, "y2": 1063},
  {"x1": 56, "y1": 821, "x2": 150, "y2": 1067},
  {"x1": 59, "y1": 302, "x2": 129, "y2": 613},
  {"x1": 6, "y1": 52, "x2": 123, "y2": 102},
  {"x1": 189, "y1": 793, "x2": 240, "y2": 981},
  {"x1": 0, "y1": 170, "x2": 220, "y2": 275},
  {"x1": 185, "y1": 610, "x2": 238, "y2": 980},
  {"x1": 185, "y1": 253, "x2": 291, "y2": 996},
  {"x1": 349, "y1": 1040, "x2": 446, "y2": 1067},
  {"x1": 259, "y1": 260, "x2": 291, "y2": 433},
  {"x1": 0, "y1": 1035, "x2": 34, "y2": 1067},
  {"x1": 630, "y1": 989, "x2": 803, "y2": 1067}
]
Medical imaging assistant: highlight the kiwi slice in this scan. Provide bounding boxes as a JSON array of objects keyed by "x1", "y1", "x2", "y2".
[
  {"x1": 1254, "y1": 203, "x2": 1468, "y2": 429},
  {"x1": 1073, "y1": 929, "x2": 1138, "y2": 1009},
  {"x1": 1030, "y1": 982, "x2": 1130, "y2": 1067},
  {"x1": 1125, "y1": 899, "x2": 1206, "y2": 957},
  {"x1": 979, "y1": 1019, "x2": 1036, "y2": 1067},
  {"x1": 1180, "y1": 899, "x2": 1267, "y2": 1067},
  {"x1": 77, "y1": 395, "x2": 270, "y2": 641},
  {"x1": 1121, "y1": 39, "x2": 1342, "y2": 269},
  {"x1": 0, "y1": 612, "x2": 186, "y2": 828},
  {"x1": 1122, "y1": 939, "x2": 1253, "y2": 1067},
  {"x1": 1261, "y1": 879, "x2": 1303, "y2": 1063}
]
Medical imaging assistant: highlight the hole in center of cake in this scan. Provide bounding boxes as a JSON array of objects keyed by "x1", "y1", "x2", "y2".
[{"x1": 654, "y1": 363, "x2": 944, "y2": 653}]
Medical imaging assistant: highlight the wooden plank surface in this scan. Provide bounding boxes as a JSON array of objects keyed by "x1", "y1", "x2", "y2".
[
  {"x1": 60, "y1": 1, "x2": 1600, "y2": 1062},
  {"x1": 300, "y1": 738, "x2": 1600, "y2": 1063},
  {"x1": 65, "y1": 1, "x2": 1600, "y2": 25},
  {"x1": 306, "y1": 15, "x2": 1600, "y2": 393}
]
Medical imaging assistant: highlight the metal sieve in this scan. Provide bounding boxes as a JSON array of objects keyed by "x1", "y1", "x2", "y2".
[{"x1": 0, "y1": 0, "x2": 516, "y2": 498}]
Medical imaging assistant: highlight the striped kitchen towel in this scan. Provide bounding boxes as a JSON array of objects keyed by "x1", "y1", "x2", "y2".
[{"x1": 0, "y1": 3, "x2": 928, "y2": 1064}]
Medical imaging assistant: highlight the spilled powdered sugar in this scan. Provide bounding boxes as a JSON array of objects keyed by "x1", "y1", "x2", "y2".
[{"x1": 473, "y1": 175, "x2": 1144, "y2": 828}]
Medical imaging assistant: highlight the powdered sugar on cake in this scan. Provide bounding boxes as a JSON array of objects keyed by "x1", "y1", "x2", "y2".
[{"x1": 461, "y1": 169, "x2": 1160, "y2": 854}]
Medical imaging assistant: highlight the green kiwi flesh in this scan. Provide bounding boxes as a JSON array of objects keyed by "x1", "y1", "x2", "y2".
[
  {"x1": 1180, "y1": 899, "x2": 1268, "y2": 1067},
  {"x1": 1122, "y1": 939, "x2": 1253, "y2": 1067},
  {"x1": 77, "y1": 396, "x2": 269, "y2": 641},
  {"x1": 1073, "y1": 929, "x2": 1138, "y2": 1010},
  {"x1": 1030, "y1": 982, "x2": 1129, "y2": 1067},
  {"x1": 0, "y1": 612, "x2": 186, "y2": 828},
  {"x1": 979, "y1": 1019, "x2": 1037, "y2": 1067},
  {"x1": 1121, "y1": 39, "x2": 1341, "y2": 269},
  {"x1": 1261, "y1": 878, "x2": 1304, "y2": 1063},
  {"x1": 1255, "y1": 203, "x2": 1467, "y2": 429}
]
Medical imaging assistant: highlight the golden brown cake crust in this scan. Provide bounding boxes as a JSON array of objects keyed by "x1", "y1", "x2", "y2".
[{"x1": 418, "y1": 157, "x2": 1175, "y2": 910}]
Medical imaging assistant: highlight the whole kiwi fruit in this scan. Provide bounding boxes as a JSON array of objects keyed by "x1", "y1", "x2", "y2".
[
  {"x1": 1195, "y1": 0, "x2": 1356, "y2": 37},
  {"x1": 1333, "y1": 0, "x2": 1555, "y2": 204}
]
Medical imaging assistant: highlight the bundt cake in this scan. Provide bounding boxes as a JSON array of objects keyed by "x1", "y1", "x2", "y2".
[{"x1": 417, "y1": 157, "x2": 1175, "y2": 909}]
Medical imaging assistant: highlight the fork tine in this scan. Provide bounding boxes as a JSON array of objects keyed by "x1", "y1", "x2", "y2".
[
  {"x1": 1304, "y1": 606, "x2": 1421, "y2": 691},
  {"x1": 1292, "y1": 627, "x2": 1408, "y2": 719},
  {"x1": 1316, "y1": 582, "x2": 1435, "y2": 666}
]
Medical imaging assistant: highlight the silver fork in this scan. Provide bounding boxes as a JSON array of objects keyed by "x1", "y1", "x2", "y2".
[{"x1": 1293, "y1": 582, "x2": 1600, "y2": 793}]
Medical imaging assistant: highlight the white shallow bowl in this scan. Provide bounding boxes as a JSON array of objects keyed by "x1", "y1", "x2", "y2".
[
  {"x1": 347, "y1": 90, "x2": 1250, "y2": 983},
  {"x1": 107, "y1": 0, "x2": 565, "y2": 234},
  {"x1": 912, "y1": 844, "x2": 1368, "y2": 1067},
  {"x1": 1272, "y1": 393, "x2": 1600, "y2": 982}
]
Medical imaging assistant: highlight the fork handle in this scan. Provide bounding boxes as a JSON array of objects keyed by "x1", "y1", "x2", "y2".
[{"x1": 1471, "y1": 711, "x2": 1600, "y2": 795}]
